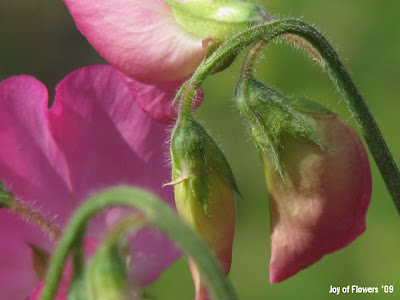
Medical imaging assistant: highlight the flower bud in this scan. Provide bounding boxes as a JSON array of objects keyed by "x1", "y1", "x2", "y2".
[
  {"x1": 170, "y1": 118, "x2": 237, "y2": 300},
  {"x1": 169, "y1": 0, "x2": 267, "y2": 45},
  {"x1": 85, "y1": 240, "x2": 131, "y2": 300},
  {"x1": 235, "y1": 77, "x2": 371, "y2": 283}
]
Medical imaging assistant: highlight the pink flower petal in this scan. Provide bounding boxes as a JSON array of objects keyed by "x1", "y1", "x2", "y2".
[
  {"x1": 63, "y1": 0, "x2": 208, "y2": 83},
  {"x1": 0, "y1": 210, "x2": 53, "y2": 300},
  {"x1": 50, "y1": 65, "x2": 182, "y2": 284},
  {"x1": 0, "y1": 65, "x2": 181, "y2": 296},
  {"x1": 119, "y1": 74, "x2": 183, "y2": 124},
  {"x1": 0, "y1": 75, "x2": 73, "y2": 225},
  {"x1": 120, "y1": 73, "x2": 204, "y2": 124}
]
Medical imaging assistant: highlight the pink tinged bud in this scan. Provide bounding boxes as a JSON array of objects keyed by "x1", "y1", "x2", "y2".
[
  {"x1": 175, "y1": 174, "x2": 235, "y2": 300},
  {"x1": 234, "y1": 78, "x2": 372, "y2": 283},
  {"x1": 265, "y1": 114, "x2": 371, "y2": 283},
  {"x1": 170, "y1": 119, "x2": 237, "y2": 300},
  {"x1": 175, "y1": 174, "x2": 236, "y2": 272}
]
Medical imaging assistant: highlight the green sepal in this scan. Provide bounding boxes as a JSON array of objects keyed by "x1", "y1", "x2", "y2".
[
  {"x1": 85, "y1": 240, "x2": 129, "y2": 300},
  {"x1": 284, "y1": 96, "x2": 335, "y2": 115},
  {"x1": 171, "y1": 118, "x2": 239, "y2": 216},
  {"x1": 235, "y1": 76, "x2": 332, "y2": 178},
  {"x1": 0, "y1": 182, "x2": 14, "y2": 208},
  {"x1": 27, "y1": 242, "x2": 51, "y2": 280},
  {"x1": 166, "y1": 0, "x2": 266, "y2": 43}
]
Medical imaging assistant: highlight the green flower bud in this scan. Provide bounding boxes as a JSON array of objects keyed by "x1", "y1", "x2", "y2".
[
  {"x1": 170, "y1": 118, "x2": 238, "y2": 300},
  {"x1": 85, "y1": 238, "x2": 131, "y2": 300},
  {"x1": 235, "y1": 76, "x2": 331, "y2": 177},
  {"x1": 167, "y1": 0, "x2": 268, "y2": 45}
]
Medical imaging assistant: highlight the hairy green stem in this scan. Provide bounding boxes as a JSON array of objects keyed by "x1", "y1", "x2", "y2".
[
  {"x1": 39, "y1": 186, "x2": 238, "y2": 300},
  {"x1": 177, "y1": 19, "x2": 400, "y2": 214}
]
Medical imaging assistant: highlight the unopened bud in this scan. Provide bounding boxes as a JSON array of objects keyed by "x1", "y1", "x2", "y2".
[
  {"x1": 235, "y1": 77, "x2": 371, "y2": 283},
  {"x1": 85, "y1": 240, "x2": 131, "y2": 300},
  {"x1": 170, "y1": 118, "x2": 237, "y2": 300},
  {"x1": 168, "y1": 0, "x2": 268, "y2": 45}
]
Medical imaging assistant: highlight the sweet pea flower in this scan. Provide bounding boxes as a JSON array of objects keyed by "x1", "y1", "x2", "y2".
[
  {"x1": 62, "y1": 0, "x2": 267, "y2": 122},
  {"x1": 0, "y1": 65, "x2": 181, "y2": 299}
]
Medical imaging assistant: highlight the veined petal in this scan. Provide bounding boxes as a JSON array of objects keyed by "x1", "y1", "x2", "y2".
[
  {"x1": 63, "y1": 0, "x2": 208, "y2": 83},
  {"x1": 119, "y1": 72, "x2": 204, "y2": 124}
]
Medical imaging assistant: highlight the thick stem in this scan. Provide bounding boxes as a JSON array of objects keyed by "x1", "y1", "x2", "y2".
[
  {"x1": 178, "y1": 19, "x2": 400, "y2": 214},
  {"x1": 39, "y1": 186, "x2": 238, "y2": 300}
]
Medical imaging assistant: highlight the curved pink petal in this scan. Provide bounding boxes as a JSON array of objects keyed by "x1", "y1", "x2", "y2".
[
  {"x1": 49, "y1": 65, "x2": 182, "y2": 284},
  {"x1": 63, "y1": 0, "x2": 208, "y2": 83},
  {"x1": 119, "y1": 74, "x2": 183, "y2": 124},
  {"x1": 120, "y1": 73, "x2": 204, "y2": 124},
  {"x1": 0, "y1": 65, "x2": 181, "y2": 296},
  {"x1": 0, "y1": 75, "x2": 72, "y2": 224},
  {"x1": 266, "y1": 115, "x2": 371, "y2": 283}
]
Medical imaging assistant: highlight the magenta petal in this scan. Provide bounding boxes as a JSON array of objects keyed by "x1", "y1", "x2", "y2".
[
  {"x1": 63, "y1": 0, "x2": 208, "y2": 83},
  {"x1": 49, "y1": 65, "x2": 181, "y2": 283},
  {"x1": 0, "y1": 75, "x2": 73, "y2": 225},
  {"x1": 0, "y1": 65, "x2": 181, "y2": 294},
  {"x1": 120, "y1": 73, "x2": 204, "y2": 124},
  {"x1": 0, "y1": 210, "x2": 52, "y2": 300},
  {"x1": 120, "y1": 75, "x2": 183, "y2": 124}
]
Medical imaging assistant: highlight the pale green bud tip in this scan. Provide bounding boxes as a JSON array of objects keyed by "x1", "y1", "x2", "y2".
[
  {"x1": 170, "y1": 119, "x2": 239, "y2": 216},
  {"x1": 168, "y1": 0, "x2": 267, "y2": 43},
  {"x1": 85, "y1": 243, "x2": 131, "y2": 300}
]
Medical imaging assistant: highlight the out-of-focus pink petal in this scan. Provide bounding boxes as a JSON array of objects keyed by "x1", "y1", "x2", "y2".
[
  {"x1": 106, "y1": 207, "x2": 183, "y2": 285},
  {"x1": 0, "y1": 65, "x2": 181, "y2": 295},
  {"x1": 63, "y1": 0, "x2": 208, "y2": 83},
  {"x1": 29, "y1": 276, "x2": 69, "y2": 300},
  {"x1": 0, "y1": 210, "x2": 53, "y2": 300},
  {"x1": 28, "y1": 238, "x2": 98, "y2": 300},
  {"x1": 120, "y1": 73, "x2": 204, "y2": 124},
  {"x1": 266, "y1": 115, "x2": 371, "y2": 283},
  {"x1": 49, "y1": 65, "x2": 182, "y2": 284}
]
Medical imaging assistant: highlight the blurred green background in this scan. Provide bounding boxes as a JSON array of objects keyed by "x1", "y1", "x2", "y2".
[{"x1": 1, "y1": 0, "x2": 399, "y2": 299}]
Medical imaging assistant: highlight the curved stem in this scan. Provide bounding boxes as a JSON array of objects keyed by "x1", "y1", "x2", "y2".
[
  {"x1": 178, "y1": 19, "x2": 400, "y2": 214},
  {"x1": 39, "y1": 186, "x2": 238, "y2": 300}
]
